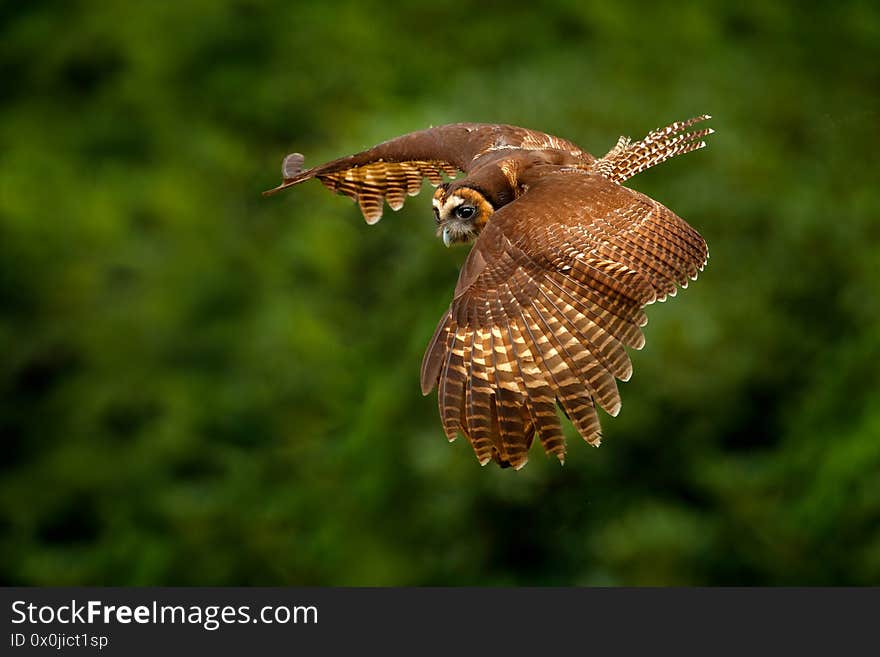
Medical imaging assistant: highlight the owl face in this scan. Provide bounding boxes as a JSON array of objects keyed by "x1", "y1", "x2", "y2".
[{"x1": 432, "y1": 185, "x2": 494, "y2": 247}]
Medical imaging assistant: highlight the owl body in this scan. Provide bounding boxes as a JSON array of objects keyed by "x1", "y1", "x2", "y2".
[
  {"x1": 265, "y1": 116, "x2": 713, "y2": 469},
  {"x1": 433, "y1": 146, "x2": 588, "y2": 245}
]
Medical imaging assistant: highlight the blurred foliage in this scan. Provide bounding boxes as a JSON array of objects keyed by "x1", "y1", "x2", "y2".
[{"x1": 1, "y1": 0, "x2": 879, "y2": 586}]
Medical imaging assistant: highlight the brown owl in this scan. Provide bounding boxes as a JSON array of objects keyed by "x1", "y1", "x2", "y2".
[{"x1": 265, "y1": 115, "x2": 713, "y2": 469}]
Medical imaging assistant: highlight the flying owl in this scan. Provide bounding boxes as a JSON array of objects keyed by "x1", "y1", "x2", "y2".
[{"x1": 264, "y1": 115, "x2": 713, "y2": 469}]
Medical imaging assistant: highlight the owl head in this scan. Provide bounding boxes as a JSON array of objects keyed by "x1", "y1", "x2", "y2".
[{"x1": 432, "y1": 184, "x2": 495, "y2": 246}]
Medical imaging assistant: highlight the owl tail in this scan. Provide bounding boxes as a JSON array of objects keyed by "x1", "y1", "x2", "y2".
[{"x1": 592, "y1": 114, "x2": 713, "y2": 184}]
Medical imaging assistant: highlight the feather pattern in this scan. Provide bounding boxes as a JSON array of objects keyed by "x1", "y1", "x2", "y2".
[
  {"x1": 420, "y1": 169, "x2": 708, "y2": 467},
  {"x1": 592, "y1": 114, "x2": 713, "y2": 184},
  {"x1": 264, "y1": 123, "x2": 590, "y2": 223}
]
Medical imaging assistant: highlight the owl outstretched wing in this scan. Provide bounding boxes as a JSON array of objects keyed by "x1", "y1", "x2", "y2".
[
  {"x1": 420, "y1": 167, "x2": 708, "y2": 469},
  {"x1": 263, "y1": 123, "x2": 591, "y2": 223}
]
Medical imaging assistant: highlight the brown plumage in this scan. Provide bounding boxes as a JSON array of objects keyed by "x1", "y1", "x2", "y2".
[{"x1": 265, "y1": 116, "x2": 712, "y2": 469}]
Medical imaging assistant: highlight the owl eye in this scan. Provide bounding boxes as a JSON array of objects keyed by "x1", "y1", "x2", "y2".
[{"x1": 455, "y1": 205, "x2": 476, "y2": 220}]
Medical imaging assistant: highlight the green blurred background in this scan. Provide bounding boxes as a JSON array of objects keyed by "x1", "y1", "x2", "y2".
[{"x1": 1, "y1": 0, "x2": 879, "y2": 586}]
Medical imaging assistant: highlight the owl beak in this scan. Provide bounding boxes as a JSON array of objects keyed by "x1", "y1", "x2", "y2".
[{"x1": 442, "y1": 226, "x2": 452, "y2": 248}]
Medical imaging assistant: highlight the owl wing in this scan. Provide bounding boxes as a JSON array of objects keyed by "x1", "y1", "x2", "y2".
[
  {"x1": 420, "y1": 167, "x2": 708, "y2": 469},
  {"x1": 263, "y1": 123, "x2": 591, "y2": 224}
]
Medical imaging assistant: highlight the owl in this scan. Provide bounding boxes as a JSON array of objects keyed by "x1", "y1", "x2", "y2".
[{"x1": 265, "y1": 115, "x2": 713, "y2": 469}]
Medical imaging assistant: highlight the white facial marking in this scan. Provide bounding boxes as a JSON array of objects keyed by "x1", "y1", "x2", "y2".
[{"x1": 442, "y1": 195, "x2": 467, "y2": 213}]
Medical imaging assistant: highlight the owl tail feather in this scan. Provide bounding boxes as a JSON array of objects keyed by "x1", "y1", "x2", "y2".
[{"x1": 592, "y1": 114, "x2": 713, "y2": 184}]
